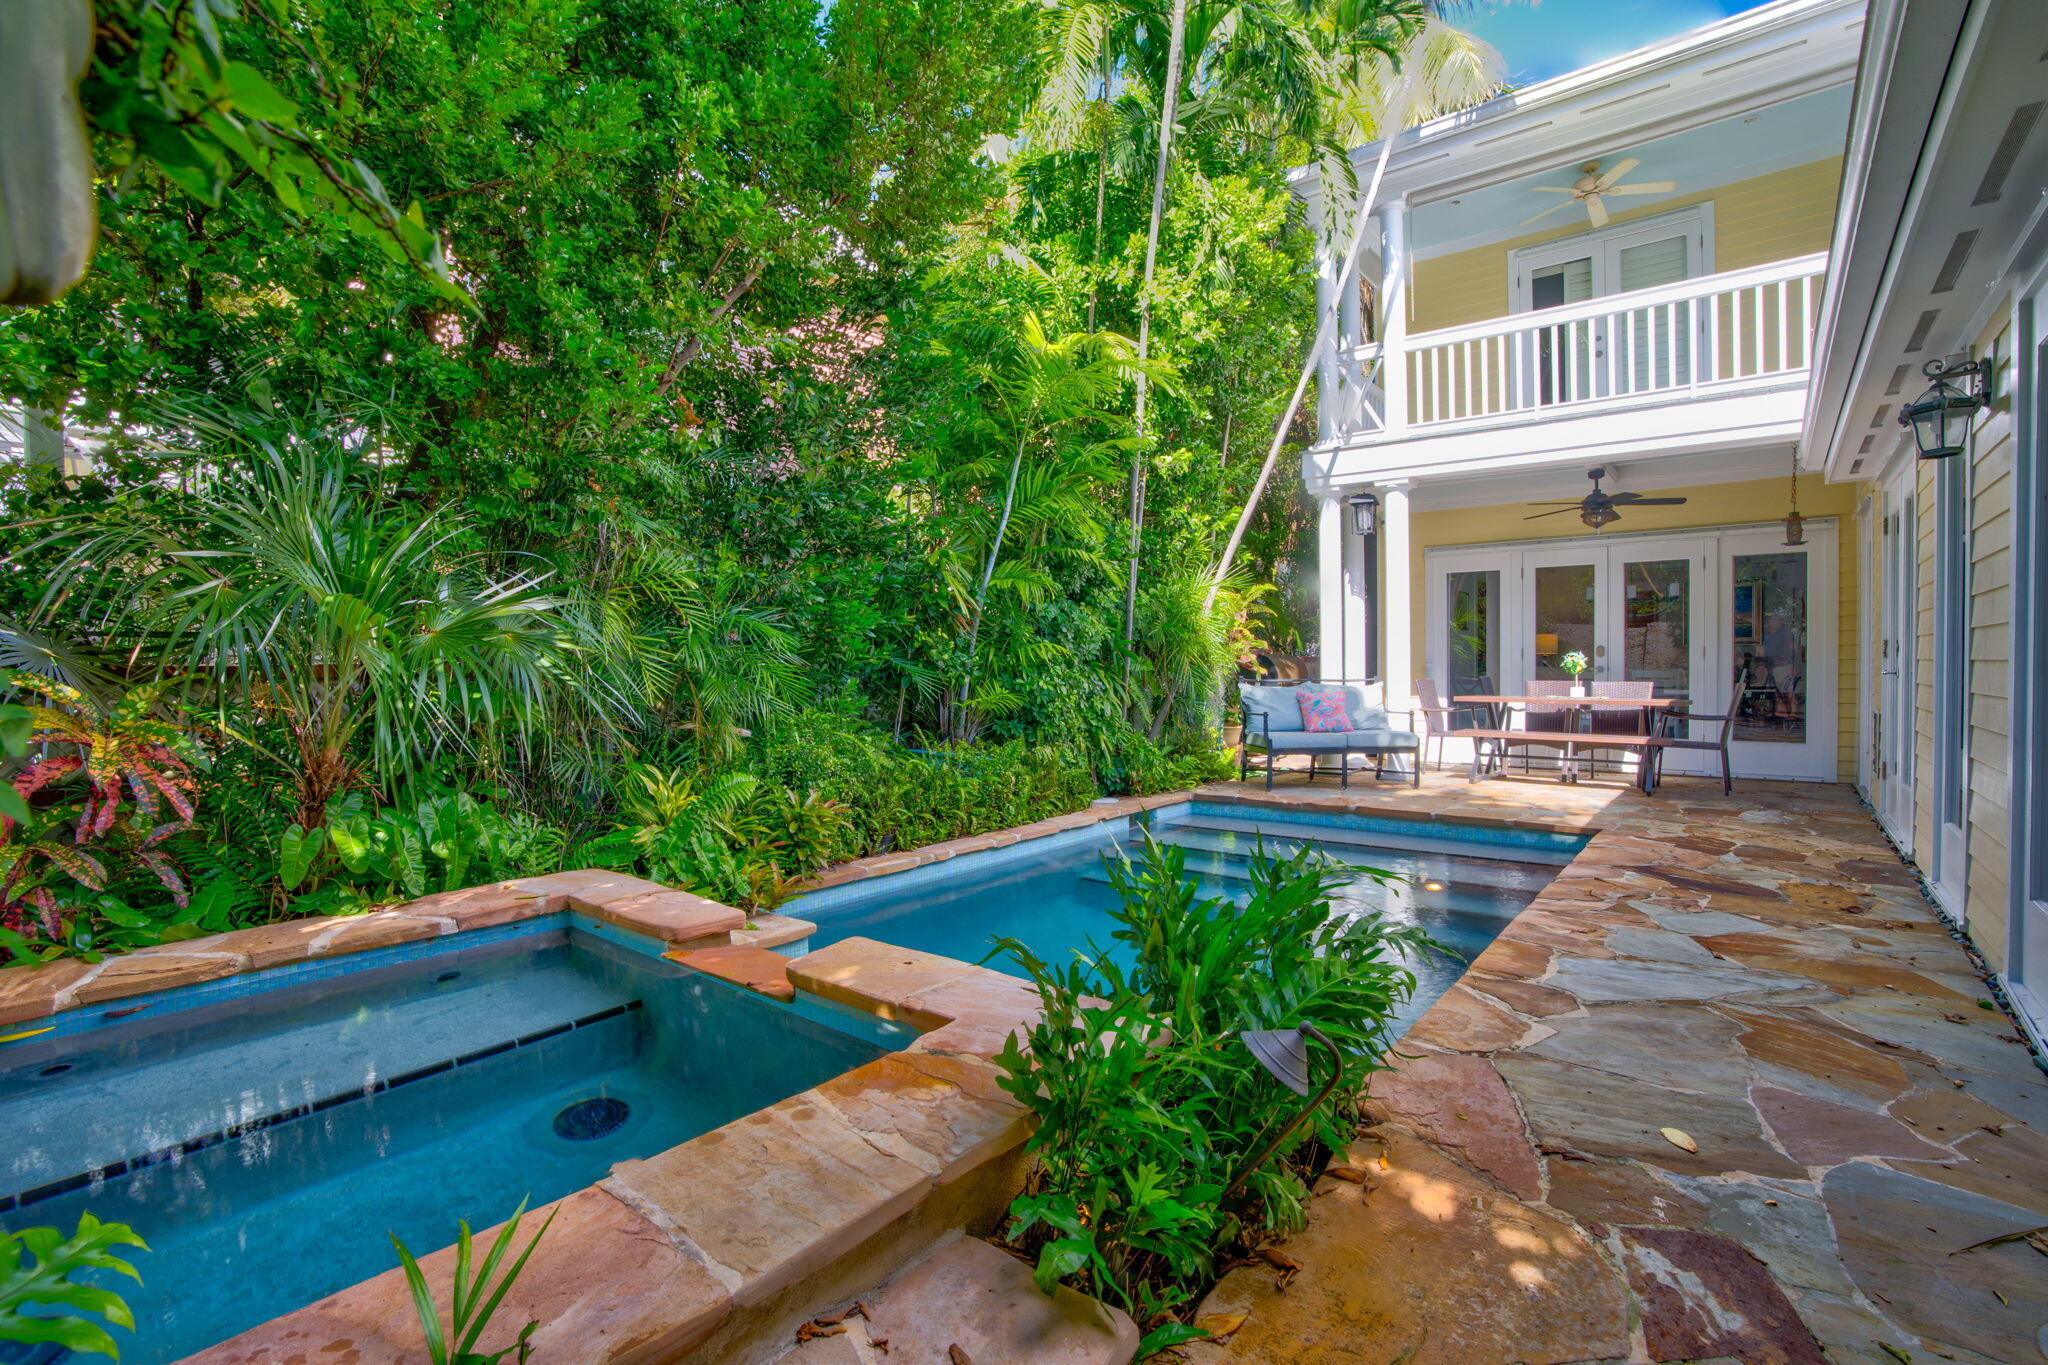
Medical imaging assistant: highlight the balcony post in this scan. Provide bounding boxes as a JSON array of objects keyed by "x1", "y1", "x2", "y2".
[
  {"x1": 1379, "y1": 479, "x2": 1413, "y2": 713},
  {"x1": 1379, "y1": 200, "x2": 1410, "y2": 435},
  {"x1": 1315, "y1": 233, "x2": 1341, "y2": 441}
]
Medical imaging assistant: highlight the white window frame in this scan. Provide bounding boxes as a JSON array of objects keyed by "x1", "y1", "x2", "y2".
[
  {"x1": 1928, "y1": 451, "x2": 1971, "y2": 922},
  {"x1": 1508, "y1": 204, "x2": 1717, "y2": 313},
  {"x1": 2007, "y1": 265, "x2": 2048, "y2": 1045}
]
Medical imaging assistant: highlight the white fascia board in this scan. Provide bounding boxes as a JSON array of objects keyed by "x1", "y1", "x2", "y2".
[
  {"x1": 1288, "y1": 0, "x2": 1865, "y2": 210},
  {"x1": 1801, "y1": 0, "x2": 1966, "y2": 479},
  {"x1": 1303, "y1": 384, "x2": 1809, "y2": 492}
]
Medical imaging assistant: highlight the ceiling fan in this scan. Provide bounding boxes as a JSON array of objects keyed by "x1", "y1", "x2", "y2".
[
  {"x1": 1521, "y1": 158, "x2": 1677, "y2": 229},
  {"x1": 1524, "y1": 467, "x2": 1688, "y2": 530}
]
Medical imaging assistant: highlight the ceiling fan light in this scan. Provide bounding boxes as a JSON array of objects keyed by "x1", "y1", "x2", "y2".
[{"x1": 1581, "y1": 506, "x2": 1620, "y2": 531}]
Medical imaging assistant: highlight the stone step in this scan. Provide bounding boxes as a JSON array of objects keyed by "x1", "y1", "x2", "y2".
[
  {"x1": 733, "y1": 913, "x2": 818, "y2": 953},
  {"x1": 770, "y1": 1231, "x2": 1137, "y2": 1365}
]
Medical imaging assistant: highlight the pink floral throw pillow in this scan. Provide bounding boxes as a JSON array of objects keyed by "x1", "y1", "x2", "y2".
[{"x1": 1296, "y1": 689, "x2": 1351, "y2": 732}]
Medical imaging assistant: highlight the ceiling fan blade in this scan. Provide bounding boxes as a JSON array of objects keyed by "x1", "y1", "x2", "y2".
[
  {"x1": 1528, "y1": 186, "x2": 1577, "y2": 195},
  {"x1": 1522, "y1": 508, "x2": 1581, "y2": 520},
  {"x1": 1608, "y1": 495, "x2": 1689, "y2": 506},
  {"x1": 1606, "y1": 181, "x2": 1677, "y2": 195},
  {"x1": 1594, "y1": 157, "x2": 1639, "y2": 191},
  {"x1": 1586, "y1": 194, "x2": 1610, "y2": 228},
  {"x1": 1519, "y1": 200, "x2": 1575, "y2": 227}
]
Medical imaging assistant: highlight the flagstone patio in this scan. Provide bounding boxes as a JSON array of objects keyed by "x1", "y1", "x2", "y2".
[{"x1": 1181, "y1": 772, "x2": 2048, "y2": 1365}]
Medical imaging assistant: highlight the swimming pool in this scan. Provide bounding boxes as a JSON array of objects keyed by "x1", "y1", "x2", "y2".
[
  {"x1": 0, "y1": 918, "x2": 907, "y2": 1365},
  {"x1": 793, "y1": 802, "x2": 1581, "y2": 1038}
]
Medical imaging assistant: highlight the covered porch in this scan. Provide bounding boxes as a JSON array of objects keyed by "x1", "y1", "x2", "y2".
[{"x1": 1306, "y1": 449, "x2": 1862, "y2": 786}]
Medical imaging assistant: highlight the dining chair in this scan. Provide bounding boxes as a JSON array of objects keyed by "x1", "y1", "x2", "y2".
[
  {"x1": 1414, "y1": 679, "x2": 1462, "y2": 771},
  {"x1": 1653, "y1": 704, "x2": 1737, "y2": 794},
  {"x1": 1499, "y1": 679, "x2": 1578, "y2": 779},
  {"x1": 1576, "y1": 680, "x2": 1655, "y2": 781}
]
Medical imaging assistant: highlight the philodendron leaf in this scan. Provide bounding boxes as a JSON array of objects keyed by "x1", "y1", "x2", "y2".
[{"x1": 0, "y1": 1212, "x2": 148, "y2": 1362}]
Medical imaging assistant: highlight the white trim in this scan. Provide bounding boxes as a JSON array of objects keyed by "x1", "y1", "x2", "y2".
[{"x1": 1929, "y1": 453, "x2": 1971, "y2": 921}]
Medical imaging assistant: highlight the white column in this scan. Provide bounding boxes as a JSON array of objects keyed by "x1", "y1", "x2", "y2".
[
  {"x1": 1378, "y1": 201, "x2": 1411, "y2": 434},
  {"x1": 1314, "y1": 237, "x2": 1341, "y2": 442},
  {"x1": 1379, "y1": 480, "x2": 1413, "y2": 711},
  {"x1": 1317, "y1": 493, "x2": 1346, "y2": 677}
]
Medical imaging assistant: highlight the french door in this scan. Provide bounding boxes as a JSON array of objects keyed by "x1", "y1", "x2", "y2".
[
  {"x1": 1427, "y1": 521, "x2": 1838, "y2": 781},
  {"x1": 1513, "y1": 209, "x2": 1710, "y2": 407}
]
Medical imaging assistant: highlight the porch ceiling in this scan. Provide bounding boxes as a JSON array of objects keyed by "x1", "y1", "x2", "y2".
[{"x1": 1403, "y1": 447, "x2": 1797, "y2": 513}]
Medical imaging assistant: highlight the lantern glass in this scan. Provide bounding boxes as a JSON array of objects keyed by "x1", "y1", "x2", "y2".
[
  {"x1": 1899, "y1": 361, "x2": 1986, "y2": 460},
  {"x1": 1782, "y1": 511, "x2": 1806, "y2": 546},
  {"x1": 1346, "y1": 493, "x2": 1379, "y2": 537}
]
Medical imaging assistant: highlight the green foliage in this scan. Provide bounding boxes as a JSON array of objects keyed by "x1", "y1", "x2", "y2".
[
  {"x1": 993, "y1": 835, "x2": 1431, "y2": 1336},
  {"x1": 83, "y1": 0, "x2": 463, "y2": 299},
  {"x1": 0, "y1": 1213, "x2": 148, "y2": 1362},
  {"x1": 392, "y1": 1200, "x2": 555, "y2": 1365}
]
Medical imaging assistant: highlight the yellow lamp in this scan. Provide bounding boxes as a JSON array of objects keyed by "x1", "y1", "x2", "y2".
[{"x1": 1535, "y1": 633, "x2": 1560, "y2": 656}]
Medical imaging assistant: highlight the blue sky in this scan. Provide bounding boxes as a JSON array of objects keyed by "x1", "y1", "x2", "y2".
[{"x1": 1460, "y1": 0, "x2": 1781, "y2": 86}]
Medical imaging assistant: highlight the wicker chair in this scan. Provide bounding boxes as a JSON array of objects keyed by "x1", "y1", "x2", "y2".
[
  {"x1": 1574, "y1": 680, "x2": 1656, "y2": 782},
  {"x1": 1496, "y1": 679, "x2": 1579, "y2": 778}
]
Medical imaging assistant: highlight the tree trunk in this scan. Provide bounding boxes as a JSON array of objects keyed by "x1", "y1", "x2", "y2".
[
  {"x1": 1085, "y1": 61, "x2": 1111, "y2": 334},
  {"x1": 957, "y1": 427, "x2": 1032, "y2": 716},
  {"x1": 1124, "y1": 0, "x2": 1189, "y2": 661}
]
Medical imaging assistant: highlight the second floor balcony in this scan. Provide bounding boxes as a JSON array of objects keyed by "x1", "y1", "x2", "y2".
[{"x1": 1312, "y1": 252, "x2": 1827, "y2": 486}]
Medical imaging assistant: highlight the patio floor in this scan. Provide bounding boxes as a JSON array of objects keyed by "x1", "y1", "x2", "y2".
[{"x1": 1180, "y1": 771, "x2": 2048, "y2": 1365}]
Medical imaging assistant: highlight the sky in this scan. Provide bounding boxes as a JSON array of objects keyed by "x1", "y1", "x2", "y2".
[{"x1": 1460, "y1": 0, "x2": 1784, "y2": 87}]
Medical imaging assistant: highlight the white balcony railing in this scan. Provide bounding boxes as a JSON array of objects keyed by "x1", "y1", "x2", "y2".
[{"x1": 1333, "y1": 252, "x2": 1827, "y2": 440}]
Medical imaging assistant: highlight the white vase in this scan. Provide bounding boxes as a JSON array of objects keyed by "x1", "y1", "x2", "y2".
[{"x1": 1569, "y1": 682, "x2": 1587, "y2": 698}]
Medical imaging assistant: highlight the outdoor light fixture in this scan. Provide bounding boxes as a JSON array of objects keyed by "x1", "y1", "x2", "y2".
[
  {"x1": 1898, "y1": 355, "x2": 1989, "y2": 460},
  {"x1": 1782, "y1": 450, "x2": 1805, "y2": 547},
  {"x1": 1223, "y1": 1024, "x2": 1345, "y2": 1199},
  {"x1": 1346, "y1": 491, "x2": 1381, "y2": 537}
]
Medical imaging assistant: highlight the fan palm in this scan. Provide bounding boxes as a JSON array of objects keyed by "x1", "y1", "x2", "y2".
[{"x1": 36, "y1": 439, "x2": 571, "y2": 828}]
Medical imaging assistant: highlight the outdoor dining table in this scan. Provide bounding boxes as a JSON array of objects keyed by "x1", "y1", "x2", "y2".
[{"x1": 1452, "y1": 694, "x2": 1680, "y2": 791}]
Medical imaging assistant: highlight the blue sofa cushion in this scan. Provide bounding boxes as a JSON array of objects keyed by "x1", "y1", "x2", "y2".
[{"x1": 1239, "y1": 683, "x2": 1307, "y2": 733}]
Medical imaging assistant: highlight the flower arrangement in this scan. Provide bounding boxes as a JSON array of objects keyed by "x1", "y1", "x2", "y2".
[{"x1": 1559, "y1": 651, "x2": 1591, "y2": 678}]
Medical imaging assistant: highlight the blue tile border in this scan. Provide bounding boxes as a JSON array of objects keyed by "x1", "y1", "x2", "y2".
[
  {"x1": 788, "y1": 818, "x2": 1139, "y2": 920},
  {"x1": 1184, "y1": 800, "x2": 1590, "y2": 856}
]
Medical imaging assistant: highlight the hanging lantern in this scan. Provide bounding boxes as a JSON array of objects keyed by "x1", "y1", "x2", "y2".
[
  {"x1": 1346, "y1": 490, "x2": 1381, "y2": 537},
  {"x1": 1898, "y1": 356, "x2": 1989, "y2": 460},
  {"x1": 1782, "y1": 450, "x2": 1805, "y2": 547}
]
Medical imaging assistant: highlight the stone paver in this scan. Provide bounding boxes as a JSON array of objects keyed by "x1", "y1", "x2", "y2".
[
  {"x1": 774, "y1": 1232, "x2": 1137, "y2": 1365},
  {"x1": 1181, "y1": 773, "x2": 2048, "y2": 1365}
]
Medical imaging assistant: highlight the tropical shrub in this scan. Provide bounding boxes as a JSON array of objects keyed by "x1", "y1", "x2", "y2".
[
  {"x1": 392, "y1": 1200, "x2": 554, "y2": 1365},
  {"x1": 993, "y1": 836, "x2": 1432, "y2": 1347},
  {"x1": 0, "y1": 1213, "x2": 147, "y2": 1362}
]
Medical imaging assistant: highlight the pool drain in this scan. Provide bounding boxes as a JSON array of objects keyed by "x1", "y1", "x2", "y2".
[
  {"x1": 552, "y1": 1096, "x2": 630, "y2": 1141},
  {"x1": 436, "y1": 970, "x2": 462, "y2": 983}
]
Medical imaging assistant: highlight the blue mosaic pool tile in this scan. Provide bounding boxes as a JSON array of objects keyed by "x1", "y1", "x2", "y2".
[
  {"x1": 1183, "y1": 800, "x2": 1588, "y2": 855},
  {"x1": 788, "y1": 817, "x2": 1139, "y2": 916}
]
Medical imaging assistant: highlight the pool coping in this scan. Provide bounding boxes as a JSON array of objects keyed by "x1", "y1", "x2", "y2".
[{"x1": 4, "y1": 783, "x2": 1613, "y2": 1365}]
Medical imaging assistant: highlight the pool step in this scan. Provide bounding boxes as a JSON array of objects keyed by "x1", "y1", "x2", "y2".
[
  {"x1": 0, "y1": 963, "x2": 639, "y2": 1206},
  {"x1": 1153, "y1": 813, "x2": 1576, "y2": 866},
  {"x1": 1147, "y1": 827, "x2": 1560, "y2": 895}
]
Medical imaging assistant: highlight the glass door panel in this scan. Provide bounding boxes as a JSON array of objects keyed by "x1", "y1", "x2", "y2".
[
  {"x1": 1730, "y1": 551, "x2": 1809, "y2": 744},
  {"x1": 1619, "y1": 557, "x2": 1692, "y2": 704},
  {"x1": 1444, "y1": 569, "x2": 1499, "y2": 726},
  {"x1": 1531, "y1": 257, "x2": 1594, "y2": 406},
  {"x1": 1531, "y1": 562, "x2": 1598, "y2": 685}
]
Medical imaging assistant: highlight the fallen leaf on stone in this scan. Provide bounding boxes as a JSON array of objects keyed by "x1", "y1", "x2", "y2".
[
  {"x1": 796, "y1": 1321, "x2": 847, "y2": 1342},
  {"x1": 1195, "y1": 1313, "x2": 1248, "y2": 1343},
  {"x1": 1323, "y1": 1164, "x2": 1370, "y2": 1184},
  {"x1": 872, "y1": 1339, "x2": 889, "y2": 1355},
  {"x1": 1259, "y1": 1248, "x2": 1304, "y2": 1291},
  {"x1": 949, "y1": 1345, "x2": 973, "y2": 1365},
  {"x1": 1879, "y1": 1343, "x2": 1911, "y2": 1363},
  {"x1": 1660, "y1": 1127, "x2": 1699, "y2": 1153},
  {"x1": 1947, "y1": 1223, "x2": 2048, "y2": 1257}
]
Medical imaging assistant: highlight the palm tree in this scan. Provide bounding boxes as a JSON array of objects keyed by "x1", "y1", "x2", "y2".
[
  {"x1": 35, "y1": 428, "x2": 572, "y2": 828},
  {"x1": 929, "y1": 312, "x2": 1170, "y2": 725}
]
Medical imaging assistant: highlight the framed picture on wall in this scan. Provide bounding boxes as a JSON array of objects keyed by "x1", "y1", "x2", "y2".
[{"x1": 1732, "y1": 582, "x2": 1764, "y2": 646}]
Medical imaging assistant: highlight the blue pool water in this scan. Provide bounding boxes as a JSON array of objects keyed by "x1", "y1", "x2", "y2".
[
  {"x1": 0, "y1": 922, "x2": 902, "y2": 1365},
  {"x1": 797, "y1": 803, "x2": 1579, "y2": 1039}
]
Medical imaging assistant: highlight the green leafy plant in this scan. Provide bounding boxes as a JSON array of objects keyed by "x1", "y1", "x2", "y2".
[
  {"x1": 0, "y1": 1213, "x2": 148, "y2": 1361},
  {"x1": 1559, "y1": 651, "x2": 1591, "y2": 679},
  {"x1": 392, "y1": 1200, "x2": 555, "y2": 1365},
  {"x1": 993, "y1": 835, "x2": 1431, "y2": 1348}
]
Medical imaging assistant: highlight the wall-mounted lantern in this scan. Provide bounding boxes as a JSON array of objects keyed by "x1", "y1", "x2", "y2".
[
  {"x1": 1898, "y1": 355, "x2": 1989, "y2": 460},
  {"x1": 1346, "y1": 490, "x2": 1381, "y2": 537}
]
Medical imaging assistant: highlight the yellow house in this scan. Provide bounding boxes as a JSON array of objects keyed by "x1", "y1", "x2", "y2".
[{"x1": 1293, "y1": 0, "x2": 2048, "y2": 1041}]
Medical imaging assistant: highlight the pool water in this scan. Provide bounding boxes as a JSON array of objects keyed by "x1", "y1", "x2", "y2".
[
  {"x1": 799, "y1": 804, "x2": 1575, "y2": 1039},
  {"x1": 0, "y1": 925, "x2": 898, "y2": 1365}
]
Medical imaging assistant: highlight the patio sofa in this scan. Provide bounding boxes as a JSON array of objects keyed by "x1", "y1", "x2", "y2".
[{"x1": 1236, "y1": 680, "x2": 1422, "y2": 790}]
